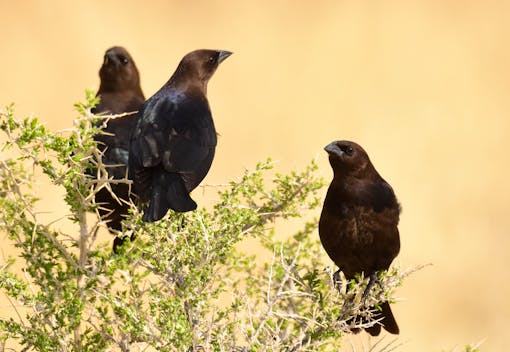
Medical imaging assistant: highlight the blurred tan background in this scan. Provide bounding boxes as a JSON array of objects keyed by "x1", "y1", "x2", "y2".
[{"x1": 1, "y1": 0, "x2": 509, "y2": 350}]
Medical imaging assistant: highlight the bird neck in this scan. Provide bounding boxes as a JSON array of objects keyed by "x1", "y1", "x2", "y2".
[
  {"x1": 165, "y1": 77, "x2": 207, "y2": 96},
  {"x1": 166, "y1": 61, "x2": 208, "y2": 94},
  {"x1": 99, "y1": 79, "x2": 142, "y2": 94}
]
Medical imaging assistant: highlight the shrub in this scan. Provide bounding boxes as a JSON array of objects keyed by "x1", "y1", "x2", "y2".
[{"x1": 0, "y1": 93, "x2": 414, "y2": 351}]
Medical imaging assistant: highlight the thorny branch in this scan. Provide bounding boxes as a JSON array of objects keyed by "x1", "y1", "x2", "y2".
[{"x1": 0, "y1": 101, "x2": 421, "y2": 352}]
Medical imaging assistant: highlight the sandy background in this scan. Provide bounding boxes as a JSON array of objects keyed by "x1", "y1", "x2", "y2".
[{"x1": 1, "y1": 0, "x2": 509, "y2": 350}]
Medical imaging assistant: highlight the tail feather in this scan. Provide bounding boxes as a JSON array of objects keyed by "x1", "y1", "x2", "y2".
[
  {"x1": 347, "y1": 301, "x2": 399, "y2": 336},
  {"x1": 165, "y1": 174, "x2": 197, "y2": 213},
  {"x1": 364, "y1": 322, "x2": 382, "y2": 336},
  {"x1": 378, "y1": 301, "x2": 399, "y2": 334},
  {"x1": 142, "y1": 172, "x2": 197, "y2": 222}
]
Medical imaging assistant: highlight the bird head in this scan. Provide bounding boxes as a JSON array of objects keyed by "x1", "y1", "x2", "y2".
[
  {"x1": 172, "y1": 49, "x2": 232, "y2": 89},
  {"x1": 324, "y1": 140, "x2": 373, "y2": 178},
  {"x1": 99, "y1": 46, "x2": 141, "y2": 91}
]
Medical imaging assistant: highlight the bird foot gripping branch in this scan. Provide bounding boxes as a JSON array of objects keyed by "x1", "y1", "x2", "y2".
[{"x1": 362, "y1": 272, "x2": 384, "y2": 302}]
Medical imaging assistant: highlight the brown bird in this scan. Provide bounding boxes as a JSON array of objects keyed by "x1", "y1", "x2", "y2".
[
  {"x1": 92, "y1": 46, "x2": 145, "y2": 252},
  {"x1": 319, "y1": 140, "x2": 401, "y2": 336},
  {"x1": 129, "y1": 49, "x2": 232, "y2": 222}
]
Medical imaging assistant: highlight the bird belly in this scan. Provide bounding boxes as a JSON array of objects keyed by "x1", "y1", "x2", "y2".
[{"x1": 319, "y1": 206, "x2": 399, "y2": 279}]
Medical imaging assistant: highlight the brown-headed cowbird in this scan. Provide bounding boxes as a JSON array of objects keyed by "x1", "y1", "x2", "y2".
[
  {"x1": 92, "y1": 46, "x2": 145, "y2": 251},
  {"x1": 129, "y1": 49, "x2": 232, "y2": 222},
  {"x1": 319, "y1": 140, "x2": 401, "y2": 336}
]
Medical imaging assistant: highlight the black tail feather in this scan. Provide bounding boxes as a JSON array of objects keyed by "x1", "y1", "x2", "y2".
[
  {"x1": 347, "y1": 301, "x2": 399, "y2": 336},
  {"x1": 142, "y1": 172, "x2": 197, "y2": 222}
]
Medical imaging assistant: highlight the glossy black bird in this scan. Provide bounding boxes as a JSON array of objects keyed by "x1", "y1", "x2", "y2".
[
  {"x1": 92, "y1": 46, "x2": 145, "y2": 251},
  {"x1": 129, "y1": 49, "x2": 232, "y2": 222},
  {"x1": 319, "y1": 140, "x2": 401, "y2": 336}
]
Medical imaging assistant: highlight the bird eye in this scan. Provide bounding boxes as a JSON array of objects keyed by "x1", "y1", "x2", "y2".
[
  {"x1": 208, "y1": 56, "x2": 216, "y2": 64},
  {"x1": 340, "y1": 145, "x2": 354, "y2": 155},
  {"x1": 120, "y1": 57, "x2": 129, "y2": 65}
]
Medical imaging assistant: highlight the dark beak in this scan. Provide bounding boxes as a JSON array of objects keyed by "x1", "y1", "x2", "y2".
[
  {"x1": 104, "y1": 50, "x2": 119, "y2": 65},
  {"x1": 217, "y1": 50, "x2": 233, "y2": 64},
  {"x1": 324, "y1": 142, "x2": 342, "y2": 156}
]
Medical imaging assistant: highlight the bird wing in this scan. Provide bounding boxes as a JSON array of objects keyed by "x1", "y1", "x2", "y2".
[
  {"x1": 354, "y1": 179, "x2": 399, "y2": 213},
  {"x1": 356, "y1": 205, "x2": 401, "y2": 271},
  {"x1": 129, "y1": 93, "x2": 217, "y2": 199}
]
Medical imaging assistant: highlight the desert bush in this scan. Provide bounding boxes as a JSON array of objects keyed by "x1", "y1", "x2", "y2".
[{"x1": 0, "y1": 93, "x2": 414, "y2": 351}]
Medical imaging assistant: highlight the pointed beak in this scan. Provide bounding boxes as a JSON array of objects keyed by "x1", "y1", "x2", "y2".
[
  {"x1": 217, "y1": 50, "x2": 233, "y2": 64},
  {"x1": 104, "y1": 50, "x2": 119, "y2": 65},
  {"x1": 324, "y1": 142, "x2": 342, "y2": 156}
]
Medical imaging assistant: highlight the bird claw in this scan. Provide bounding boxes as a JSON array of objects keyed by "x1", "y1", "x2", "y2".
[
  {"x1": 362, "y1": 272, "x2": 383, "y2": 301},
  {"x1": 333, "y1": 269, "x2": 343, "y2": 292}
]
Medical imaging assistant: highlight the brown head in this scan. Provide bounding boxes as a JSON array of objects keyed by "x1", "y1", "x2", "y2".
[
  {"x1": 324, "y1": 140, "x2": 379, "y2": 180},
  {"x1": 168, "y1": 49, "x2": 232, "y2": 92},
  {"x1": 98, "y1": 46, "x2": 141, "y2": 92}
]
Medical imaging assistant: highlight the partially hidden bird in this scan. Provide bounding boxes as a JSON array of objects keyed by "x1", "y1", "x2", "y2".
[
  {"x1": 319, "y1": 140, "x2": 401, "y2": 336},
  {"x1": 129, "y1": 49, "x2": 232, "y2": 222},
  {"x1": 92, "y1": 46, "x2": 145, "y2": 252}
]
